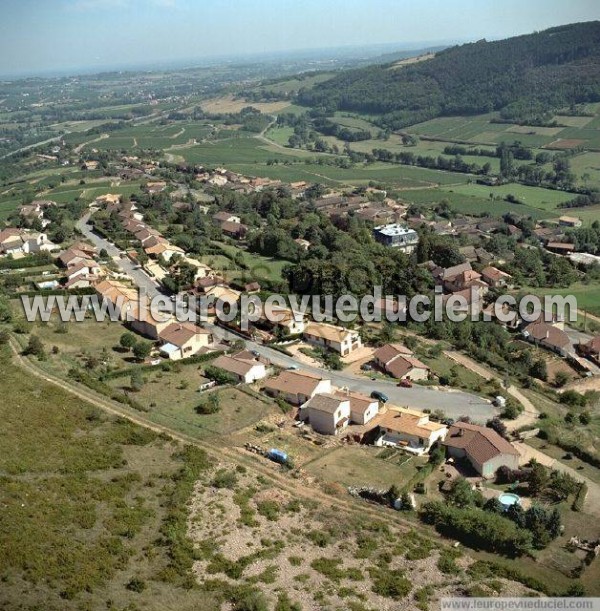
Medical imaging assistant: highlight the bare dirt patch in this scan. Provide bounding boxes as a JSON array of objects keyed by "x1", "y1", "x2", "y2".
[
  {"x1": 545, "y1": 138, "x2": 586, "y2": 150},
  {"x1": 201, "y1": 96, "x2": 291, "y2": 114}
]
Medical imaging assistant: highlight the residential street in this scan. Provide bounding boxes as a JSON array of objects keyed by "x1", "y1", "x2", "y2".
[{"x1": 77, "y1": 215, "x2": 499, "y2": 422}]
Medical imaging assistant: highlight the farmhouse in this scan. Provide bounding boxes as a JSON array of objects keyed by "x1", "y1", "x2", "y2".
[
  {"x1": 303, "y1": 322, "x2": 362, "y2": 356},
  {"x1": 443, "y1": 421, "x2": 519, "y2": 478},
  {"x1": 558, "y1": 215, "x2": 583, "y2": 228},
  {"x1": 220, "y1": 221, "x2": 248, "y2": 239},
  {"x1": 158, "y1": 322, "x2": 212, "y2": 360},
  {"x1": 374, "y1": 408, "x2": 447, "y2": 455},
  {"x1": 263, "y1": 370, "x2": 331, "y2": 405},
  {"x1": 301, "y1": 393, "x2": 351, "y2": 435},
  {"x1": 546, "y1": 242, "x2": 575, "y2": 254},
  {"x1": 211, "y1": 353, "x2": 267, "y2": 383}
]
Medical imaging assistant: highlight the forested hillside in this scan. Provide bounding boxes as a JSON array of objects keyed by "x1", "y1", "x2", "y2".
[{"x1": 298, "y1": 21, "x2": 600, "y2": 128}]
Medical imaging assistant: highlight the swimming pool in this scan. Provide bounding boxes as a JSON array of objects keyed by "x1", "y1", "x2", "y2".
[{"x1": 498, "y1": 492, "x2": 520, "y2": 510}]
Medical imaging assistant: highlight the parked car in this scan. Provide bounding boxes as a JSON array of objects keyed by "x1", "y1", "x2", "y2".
[
  {"x1": 286, "y1": 364, "x2": 299, "y2": 371},
  {"x1": 360, "y1": 362, "x2": 373, "y2": 371},
  {"x1": 397, "y1": 379, "x2": 413, "y2": 388},
  {"x1": 370, "y1": 390, "x2": 388, "y2": 403}
]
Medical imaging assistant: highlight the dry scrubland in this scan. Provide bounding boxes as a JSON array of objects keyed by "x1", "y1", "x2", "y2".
[{"x1": 187, "y1": 463, "x2": 535, "y2": 610}]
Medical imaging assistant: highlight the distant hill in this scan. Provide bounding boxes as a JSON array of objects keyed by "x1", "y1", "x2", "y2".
[{"x1": 298, "y1": 21, "x2": 600, "y2": 129}]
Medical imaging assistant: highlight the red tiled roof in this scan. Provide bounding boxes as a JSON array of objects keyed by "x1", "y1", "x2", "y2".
[{"x1": 443, "y1": 421, "x2": 518, "y2": 465}]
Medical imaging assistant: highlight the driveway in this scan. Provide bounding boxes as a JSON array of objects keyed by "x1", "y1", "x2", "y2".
[{"x1": 444, "y1": 350, "x2": 539, "y2": 431}]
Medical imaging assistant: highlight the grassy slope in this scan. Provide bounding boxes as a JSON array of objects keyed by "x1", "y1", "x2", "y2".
[{"x1": 0, "y1": 345, "x2": 216, "y2": 610}]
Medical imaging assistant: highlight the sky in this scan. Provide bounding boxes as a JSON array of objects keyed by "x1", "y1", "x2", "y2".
[{"x1": 1, "y1": 0, "x2": 599, "y2": 76}]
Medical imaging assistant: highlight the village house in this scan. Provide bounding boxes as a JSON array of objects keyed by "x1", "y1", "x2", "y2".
[
  {"x1": 211, "y1": 352, "x2": 267, "y2": 383},
  {"x1": 256, "y1": 305, "x2": 306, "y2": 336},
  {"x1": 64, "y1": 259, "x2": 101, "y2": 283},
  {"x1": 20, "y1": 200, "x2": 55, "y2": 226},
  {"x1": 0, "y1": 228, "x2": 25, "y2": 255},
  {"x1": 444, "y1": 268, "x2": 487, "y2": 294},
  {"x1": 373, "y1": 342, "x2": 410, "y2": 367},
  {"x1": 127, "y1": 306, "x2": 173, "y2": 339},
  {"x1": 94, "y1": 280, "x2": 138, "y2": 320},
  {"x1": 144, "y1": 240, "x2": 185, "y2": 262},
  {"x1": 220, "y1": 221, "x2": 248, "y2": 239},
  {"x1": 212, "y1": 211, "x2": 241, "y2": 224},
  {"x1": 294, "y1": 238, "x2": 311, "y2": 251},
  {"x1": 134, "y1": 227, "x2": 162, "y2": 244},
  {"x1": 207, "y1": 174, "x2": 228, "y2": 187},
  {"x1": 480, "y1": 266, "x2": 513, "y2": 289},
  {"x1": 303, "y1": 322, "x2": 362, "y2": 356},
  {"x1": 195, "y1": 275, "x2": 224, "y2": 294},
  {"x1": 145, "y1": 181, "x2": 167, "y2": 194},
  {"x1": 432, "y1": 262, "x2": 473, "y2": 291},
  {"x1": 373, "y1": 343, "x2": 430, "y2": 381},
  {"x1": 443, "y1": 421, "x2": 519, "y2": 478},
  {"x1": 158, "y1": 322, "x2": 212, "y2": 360},
  {"x1": 94, "y1": 193, "x2": 122, "y2": 207},
  {"x1": 374, "y1": 407, "x2": 447, "y2": 455},
  {"x1": 301, "y1": 393, "x2": 351, "y2": 435},
  {"x1": 263, "y1": 370, "x2": 331, "y2": 405},
  {"x1": 204, "y1": 284, "x2": 242, "y2": 307},
  {"x1": 442, "y1": 287, "x2": 484, "y2": 317},
  {"x1": 546, "y1": 242, "x2": 576, "y2": 255},
  {"x1": 522, "y1": 320, "x2": 572, "y2": 356},
  {"x1": 334, "y1": 390, "x2": 379, "y2": 425},
  {"x1": 0, "y1": 228, "x2": 55, "y2": 256},
  {"x1": 244, "y1": 281, "x2": 261, "y2": 294}
]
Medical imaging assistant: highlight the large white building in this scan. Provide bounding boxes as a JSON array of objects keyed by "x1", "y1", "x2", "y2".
[{"x1": 373, "y1": 224, "x2": 419, "y2": 253}]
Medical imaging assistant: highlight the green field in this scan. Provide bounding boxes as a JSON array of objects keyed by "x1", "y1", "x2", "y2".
[
  {"x1": 528, "y1": 282, "x2": 600, "y2": 316},
  {"x1": 0, "y1": 197, "x2": 20, "y2": 221},
  {"x1": 256, "y1": 72, "x2": 334, "y2": 95},
  {"x1": 404, "y1": 110, "x2": 600, "y2": 151},
  {"x1": 569, "y1": 151, "x2": 600, "y2": 188},
  {"x1": 400, "y1": 188, "x2": 551, "y2": 220},
  {"x1": 212, "y1": 240, "x2": 289, "y2": 282},
  {"x1": 447, "y1": 182, "x2": 575, "y2": 210}
]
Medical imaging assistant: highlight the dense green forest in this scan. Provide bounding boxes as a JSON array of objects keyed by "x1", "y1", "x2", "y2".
[{"x1": 298, "y1": 21, "x2": 600, "y2": 128}]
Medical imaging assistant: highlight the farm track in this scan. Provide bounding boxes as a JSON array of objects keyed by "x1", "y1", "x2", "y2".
[
  {"x1": 7, "y1": 337, "x2": 423, "y2": 532},
  {"x1": 74, "y1": 133, "x2": 109, "y2": 153}
]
